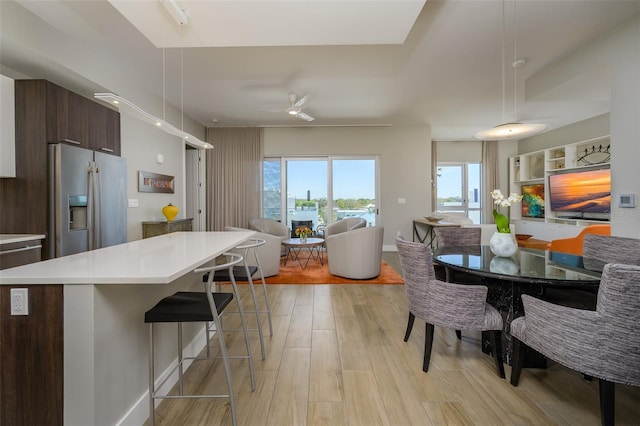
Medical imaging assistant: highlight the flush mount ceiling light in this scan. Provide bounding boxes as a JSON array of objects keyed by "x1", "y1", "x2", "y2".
[
  {"x1": 475, "y1": 0, "x2": 546, "y2": 141},
  {"x1": 94, "y1": 93, "x2": 213, "y2": 149},
  {"x1": 162, "y1": 0, "x2": 188, "y2": 26}
]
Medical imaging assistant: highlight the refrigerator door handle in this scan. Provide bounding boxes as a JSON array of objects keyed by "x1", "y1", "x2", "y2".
[
  {"x1": 94, "y1": 163, "x2": 102, "y2": 249},
  {"x1": 87, "y1": 162, "x2": 95, "y2": 251}
]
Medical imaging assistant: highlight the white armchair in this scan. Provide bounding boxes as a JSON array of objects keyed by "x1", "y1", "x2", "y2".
[
  {"x1": 323, "y1": 217, "x2": 367, "y2": 238},
  {"x1": 249, "y1": 218, "x2": 289, "y2": 241},
  {"x1": 224, "y1": 226, "x2": 282, "y2": 277},
  {"x1": 249, "y1": 218, "x2": 290, "y2": 256},
  {"x1": 325, "y1": 226, "x2": 384, "y2": 279}
]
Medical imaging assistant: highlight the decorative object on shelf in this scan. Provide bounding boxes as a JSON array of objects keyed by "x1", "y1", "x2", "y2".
[
  {"x1": 474, "y1": 1, "x2": 546, "y2": 141},
  {"x1": 577, "y1": 144, "x2": 610, "y2": 166},
  {"x1": 529, "y1": 155, "x2": 544, "y2": 178},
  {"x1": 515, "y1": 234, "x2": 532, "y2": 241},
  {"x1": 489, "y1": 189, "x2": 522, "y2": 257},
  {"x1": 295, "y1": 226, "x2": 312, "y2": 243},
  {"x1": 162, "y1": 203, "x2": 179, "y2": 221},
  {"x1": 139, "y1": 170, "x2": 175, "y2": 193}
]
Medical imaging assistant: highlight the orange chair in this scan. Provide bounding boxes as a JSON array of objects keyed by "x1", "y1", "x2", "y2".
[{"x1": 546, "y1": 224, "x2": 611, "y2": 255}]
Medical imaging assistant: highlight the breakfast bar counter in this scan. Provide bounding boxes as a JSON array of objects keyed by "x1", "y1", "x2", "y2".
[{"x1": 0, "y1": 231, "x2": 254, "y2": 426}]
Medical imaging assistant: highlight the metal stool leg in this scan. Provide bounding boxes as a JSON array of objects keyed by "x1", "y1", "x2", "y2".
[
  {"x1": 244, "y1": 263, "x2": 266, "y2": 360},
  {"x1": 149, "y1": 324, "x2": 155, "y2": 426},
  {"x1": 253, "y1": 250, "x2": 273, "y2": 336},
  {"x1": 227, "y1": 270, "x2": 256, "y2": 390}
]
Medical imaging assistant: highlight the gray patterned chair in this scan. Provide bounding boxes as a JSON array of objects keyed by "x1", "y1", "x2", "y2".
[
  {"x1": 545, "y1": 234, "x2": 640, "y2": 310},
  {"x1": 395, "y1": 235, "x2": 505, "y2": 378},
  {"x1": 582, "y1": 234, "x2": 640, "y2": 270},
  {"x1": 510, "y1": 263, "x2": 640, "y2": 426}
]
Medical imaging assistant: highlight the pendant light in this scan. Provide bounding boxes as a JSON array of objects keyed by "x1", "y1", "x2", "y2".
[
  {"x1": 94, "y1": 10, "x2": 212, "y2": 150},
  {"x1": 474, "y1": 0, "x2": 547, "y2": 141}
]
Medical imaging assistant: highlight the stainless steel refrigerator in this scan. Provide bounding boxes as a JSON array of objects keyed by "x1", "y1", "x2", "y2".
[{"x1": 48, "y1": 143, "x2": 127, "y2": 258}]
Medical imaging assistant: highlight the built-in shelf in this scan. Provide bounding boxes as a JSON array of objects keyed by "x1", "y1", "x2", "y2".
[{"x1": 509, "y1": 135, "x2": 611, "y2": 228}]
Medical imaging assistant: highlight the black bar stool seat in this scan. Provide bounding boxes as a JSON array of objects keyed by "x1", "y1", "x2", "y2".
[{"x1": 145, "y1": 292, "x2": 234, "y2": 323}]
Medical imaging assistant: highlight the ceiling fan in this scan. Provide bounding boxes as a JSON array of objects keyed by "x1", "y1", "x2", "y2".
[{"x1": 274, "y1": 94, "x2": 315, "y2": 121}]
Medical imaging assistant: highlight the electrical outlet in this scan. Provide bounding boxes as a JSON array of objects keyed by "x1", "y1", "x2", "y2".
[{"x1": 10, "y1": 288, "x2": 29, "y2": 316}]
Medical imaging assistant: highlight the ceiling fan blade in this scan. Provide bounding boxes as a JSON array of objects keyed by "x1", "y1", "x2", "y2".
[
  {"x1": 296, "y1": 112, "x2": 315, "y2": 121},
  {"x1": 294, "y1": 94, "x2": 310, "y2": 108}
]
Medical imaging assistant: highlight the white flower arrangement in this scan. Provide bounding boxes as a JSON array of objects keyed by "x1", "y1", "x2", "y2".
[{"x1": 490, "y1": 189, "x2": 523, "y2": 233}]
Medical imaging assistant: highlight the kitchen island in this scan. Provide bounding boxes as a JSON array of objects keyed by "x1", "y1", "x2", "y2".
[{"x1": 0, "y1": 231, "x2": 254, "y2": 426}]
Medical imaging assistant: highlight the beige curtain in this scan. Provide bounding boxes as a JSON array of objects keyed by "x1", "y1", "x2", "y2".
[
  {"x1": 205, "y1": 128, "x2": 264, "y2": 231},
  {"x1": 431, "y1": 141, "x2": 437, "y2": 212},
  {"x1": 482, "y1": 140, "x2": 499, "y2": 223}
]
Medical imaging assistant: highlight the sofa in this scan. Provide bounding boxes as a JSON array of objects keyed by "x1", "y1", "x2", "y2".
[
  {"x1": 224, "y1": 226, "x2": 282, "y2": 277},
  {"x1": 323, "y1": 217, "x2": 367, "y2": 238},
  {"x1": 325, "y1": 225, "x2": 384, "y2": 279}
]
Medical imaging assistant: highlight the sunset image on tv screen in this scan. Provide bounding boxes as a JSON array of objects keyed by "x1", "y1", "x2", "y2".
[{"x1": 549, "y1": 169, "x2": 611, "y2": 213}]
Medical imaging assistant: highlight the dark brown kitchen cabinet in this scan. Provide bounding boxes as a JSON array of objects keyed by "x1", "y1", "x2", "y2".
[
  {"x1": 89, "y1": 99, "x2": 121, "y2": 155},
  {"x1": 0, "y1": 80, "x2": 120, "y2": 257},
  {"x1": 46, "y1": 82, "x2": 91, "y2": 148}
]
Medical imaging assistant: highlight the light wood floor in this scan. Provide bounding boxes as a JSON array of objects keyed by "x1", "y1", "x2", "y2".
[{"x1": 148, "y1": 253, "x2": 640, "y2": 426}]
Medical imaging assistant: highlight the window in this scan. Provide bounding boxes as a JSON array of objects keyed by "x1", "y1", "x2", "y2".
[
  {"x1": 436, "y1": 162, "x2": 482, "y2": 223},
  {"x1": 262, "y1": 156, "x2": 379, "y2": 233}
]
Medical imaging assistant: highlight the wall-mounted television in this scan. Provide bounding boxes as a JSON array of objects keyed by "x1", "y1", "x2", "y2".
[
  {"x1": 521, "y1": 184, "x2": 545, "y2": 218},
  {"x1": 548, "y1": 168, "x2": 611, "y2": 215}
]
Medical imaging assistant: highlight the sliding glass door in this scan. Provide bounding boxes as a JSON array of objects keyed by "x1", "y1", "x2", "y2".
[{"x1": 262, "y1": 156, "x2": 379, "y2": 234}]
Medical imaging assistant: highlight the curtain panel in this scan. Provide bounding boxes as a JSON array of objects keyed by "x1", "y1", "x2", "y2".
[
  {"x1": 205, "y1": 127, "x2": 264, "y2": 231},
  {"x1": 482, "y1": 140, "x2": 499, "y2": 224}
]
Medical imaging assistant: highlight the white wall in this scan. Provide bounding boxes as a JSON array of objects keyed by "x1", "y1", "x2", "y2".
[
  {"x1": 121, "y1": 115, "x2": 187, "y2": 241},
  {"x1": 264, "y1": 126, "x2": 431, "y2": 250}
]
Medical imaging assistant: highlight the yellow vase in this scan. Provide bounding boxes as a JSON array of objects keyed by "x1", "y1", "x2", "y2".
[{"x1": 162, "y1": 203, "x2": 178, "y2": 221}]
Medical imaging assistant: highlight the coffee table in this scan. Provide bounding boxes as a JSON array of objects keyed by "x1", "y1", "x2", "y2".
[{"x1": 282, "y1": 237, "x2": 324, "y2": 269}]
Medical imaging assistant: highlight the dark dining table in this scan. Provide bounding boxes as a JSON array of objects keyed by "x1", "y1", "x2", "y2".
[{"x1": 431, "y1": 245, "x2": 603, "y2": 367}]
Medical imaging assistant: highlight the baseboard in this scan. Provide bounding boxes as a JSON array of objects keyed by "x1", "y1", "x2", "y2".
[{"x1": 114, "y1": 327, "x2": 209, "y2": 426}]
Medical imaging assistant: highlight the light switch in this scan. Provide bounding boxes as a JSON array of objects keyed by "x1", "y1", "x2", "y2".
[
  {"x1": 398, "y1": 198, "x2": 406, "y2": 204},
  {"x1": 128, "y1": 199, "x2": 139, "y2": 208}
]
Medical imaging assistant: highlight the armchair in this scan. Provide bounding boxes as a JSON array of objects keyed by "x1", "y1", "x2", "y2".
[
  {"x1": 224, "y1": 226, "x2": 281, "y2": 277},
  {"x1": 323, "y1": 217, "x2": 367, "y2": 238},
  {"x1": 325, "y1": 226, "x2": 383, "y2": 279},
  {"x1": 395, "y1": 236, "x2": 504, "y2": 377},
  {"x1": 249, "y1": 218, "x2": 290, "y2": 256},
  {"x1": 510, "y1": 263, "x2": 640, "y2": 426},
  {"x1": 547, "y1": 224, "x2": 610, "y2": 256},
  {"x1": 249, "y1": 218, "x2": 290, "y2": 241}
]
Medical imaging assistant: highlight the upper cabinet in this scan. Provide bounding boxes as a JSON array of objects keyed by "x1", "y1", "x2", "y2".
[
  {"x1": 0, "y1": 75, "x2": 16, "y2": 177},
  {"x1": 89, "y1": 100, "x2": 121, "y2": 155},
  {"x1": 46, "y1": 82, "x2": 91, "y2": 148}
]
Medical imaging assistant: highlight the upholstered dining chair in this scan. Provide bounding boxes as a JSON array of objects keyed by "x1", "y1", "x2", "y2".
[
  {"x1": 510, "y1": 263, "x2": 640, "y2": 426},
  {"x1": 395, "y1": 235, "x2": 505, "y2": 378},
  {"x1": 545, "y1": 234, "x2": 640, "y2": 310},
  {"x1": 582, "y1": 234, "x2": 640, "y2": 268}
]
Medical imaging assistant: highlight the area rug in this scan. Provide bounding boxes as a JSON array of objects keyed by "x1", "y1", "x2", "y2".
[{"x1": 263, "y1": 259, "x2": 404, "y2": 285}]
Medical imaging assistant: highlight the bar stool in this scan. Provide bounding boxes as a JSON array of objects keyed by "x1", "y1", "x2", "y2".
[
  {"x1": 145, "y1": 253, "x2": 254, "y2": 426},
  {"x1": 205, "y1": 238, "x2": 273, "y2": 360}
]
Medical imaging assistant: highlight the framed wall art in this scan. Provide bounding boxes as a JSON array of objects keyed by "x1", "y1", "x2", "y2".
[{"x1": 138, "y1": 171, "x2": 175, "y2": 193}]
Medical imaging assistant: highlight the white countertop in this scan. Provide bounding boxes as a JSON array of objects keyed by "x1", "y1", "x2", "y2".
[
  {"x1": 0, "y1": 231, "x2": 254, "y2": 285},
  {"x1": 0, "y1": 234, "x2": 46, "y2": 245}
]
